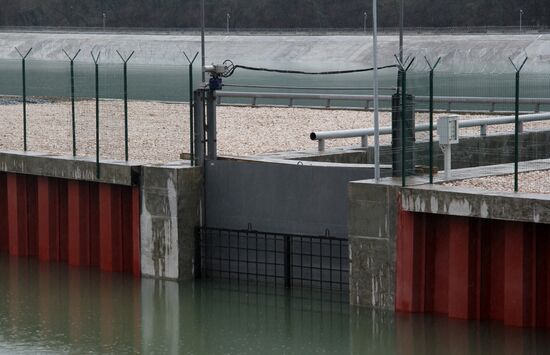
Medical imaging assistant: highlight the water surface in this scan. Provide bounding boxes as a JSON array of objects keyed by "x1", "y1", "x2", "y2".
[{"x1": 0, "y1": 255, "x2": 548, "y2": 354}]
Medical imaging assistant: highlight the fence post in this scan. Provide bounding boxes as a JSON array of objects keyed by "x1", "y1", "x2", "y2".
[
  {"x1": 91, "y1": 52, "x2": 101, "y2": 179},
  {"x1": 425, "y1": 57, "x2": 441, "y2": 184},
  {"x1": 116, "y1": 50, "x2": 135, "y2": 162},
  {"x1": 509, "y1": 56, "x2": 528, "y2": 193},
  {"x1": 63, "y1": 49, "x2": 81, "y2": 156},
  {"x1": 184, "y1": 51, "x2": 199, "y2": 166},
  {"x1": 15, "y1": 47, "x2": 32, "y2": 152},
  {"x1": 395, "y1": 55, "x2": 415, "y2": 187}
]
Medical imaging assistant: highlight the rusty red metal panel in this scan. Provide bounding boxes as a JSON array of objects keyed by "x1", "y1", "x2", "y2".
[
  {"x1": 89, "y1": 183, "x2": 100, "y2": 268},
  {"x1": 447, "y1": 215, "x2": 472, "y2": 320},
  {"x1": 58, "y1": 179, "x2": 68, "y2": 262},
  {"x1": 432, "y1": 215, "x2": 450, "y2": 315},
  {"x1": 396, "y1": 207, "x2": 416, "y2": 312},
  {"x1": 67, "y1": 180, "x2": 91, "y2": 267},
  {"x1": 99, "y1": 184, "x2": 113, "y2": 272},
  {"x1": 26, "y1": 176, "x2": 38, "y2": 257},
  {"x1": 7, "y1": 174, "x2": 28, "y2": 257},
  {"x1": 111, "y1": 185, "x2": 123, "y2": 273},
  {"x1": 504, "y1": 221, "x2": 529, "y2": 327},
  {"x1": 37, "y1": 177, "x2": 57, "y2": 261},
  {"x1": 0, "y1": 172, "x2": 7, "y2": 253},
  {"x1": 412, "y1": 213, "x2": 427, "y2": 313},
  {"x1": 131, "y1": 186, "x2": 141, "y2": 277}
]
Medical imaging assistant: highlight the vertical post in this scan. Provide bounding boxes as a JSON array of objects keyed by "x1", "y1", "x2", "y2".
[
  {"x1": 63, "y1": 49, "x2": 81, "y2": 157},
  {"x1": 395, "y1": 55, "x2": 415, "y2": 187},
  {"x1": 201, "y1": 0, "x2": 206, "y2": 82},
  {"x1": 429, "y1": 69, "x2": 434, "y2": 183},
  {"x1": 92, "y1": 52, "x2": 101, "y2": 179},
  {"x1": 184, "y1": 52, "x2": 199, "y2": 166},
  {"x1": 123, "y1": 61, "x2": 129, "y2": 161},
  {"x1": 193, "y1": 90, "x2": 205, "y2": 166},
  {"x1": 70, "y1": 61, "x2": 76, "y2": 155},
  {"x1": 116, "y1": 50, "x2": 135, "y2": 162},
  {"x1": 284, "y1": 236, "x2": 291, "y2": 288},
  {"x1": 399, "y1": 0, "x2": 404, "y2": 62},
  {"x1": 22, "y1": 58, "x2": 27, "y2": 151},
  {"x1": 514, "y1": 70, "x2": 519, "y2": 192},
  {"x1": 425, "y1": 57, "x2": 441, "y2": 184},
  {"x1": 16, "y1": 48, "x2": 32, "y2": 152},
  {"x1": 373, "y1": 0, "x2": 380, "y2": 181},
  {"x1": 509, "y1": 56, "x2": 528, "y2": 193},
  {"x1": 401, "y1": 68, "x2": 407, "y2": 187},
  {"x1": 206, "y1": 90, "x2": 217, "y2": 160}
]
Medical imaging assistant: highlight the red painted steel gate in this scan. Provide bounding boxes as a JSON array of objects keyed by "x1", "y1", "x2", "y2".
[{"x1": 0, "y1": 172, "x2": 140, "y2": 276}]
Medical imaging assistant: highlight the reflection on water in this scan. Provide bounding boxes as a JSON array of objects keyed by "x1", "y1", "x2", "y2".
[{"x1": 0, "y1": 255, "x2": 548, "y2": 355}]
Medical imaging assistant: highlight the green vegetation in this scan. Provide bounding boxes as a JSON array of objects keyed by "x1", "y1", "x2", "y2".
[{"x1": 0, "y1": 0, "x2": 547, "y2": 29}]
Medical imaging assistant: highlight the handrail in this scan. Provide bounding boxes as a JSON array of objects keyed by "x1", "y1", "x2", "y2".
[
  {"x1": 216, "y1": 91, "x2": 550, "y2": 112},
  {"x1": 310, "y1": 112, "x2": 550, "y2": 151}
]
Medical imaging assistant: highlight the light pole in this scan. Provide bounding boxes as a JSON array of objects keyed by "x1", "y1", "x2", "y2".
[
  {"x1": 102, "y1": 12, "x2": 106, "y2": 31},
  {"x1": 201, "y1": 0, "x2": 205, "y2": 82},
  {"x1": 373, "y1": 0, "x2": 380, "y2": 181},
  {"x1": 519, "y1": 9, "x2": 524, "y2": 32},
  {"x1": 227, "y1": 13, "x2": 230, "y2": 34},
  {"x1": 399, "y1": 0, "x2": 404, "y2": 62},
  {"x1": 363, "y1": 11, "x2": 367, "y2": 33}
]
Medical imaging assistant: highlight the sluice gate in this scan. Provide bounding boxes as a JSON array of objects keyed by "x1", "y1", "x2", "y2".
[{"x1": 199, "y1": 227, "x2": 349, "y2": 292}]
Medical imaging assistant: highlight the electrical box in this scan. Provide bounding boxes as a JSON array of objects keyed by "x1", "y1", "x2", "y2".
[{"x1": 437, "y1": 116, "x2": 459, "y2": 145}]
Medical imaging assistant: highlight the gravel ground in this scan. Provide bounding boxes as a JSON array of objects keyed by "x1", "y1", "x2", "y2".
[
  {"x1": 1, "y1": 98, "x2": 549, "y2": 164},
  {"x1": 444, "y1": 169, "x2": 550, "y2": 194}
]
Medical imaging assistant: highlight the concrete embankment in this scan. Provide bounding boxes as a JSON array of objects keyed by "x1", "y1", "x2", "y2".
[{"x1": 0, "y1": 31, "x2": 549, "y2": 72}]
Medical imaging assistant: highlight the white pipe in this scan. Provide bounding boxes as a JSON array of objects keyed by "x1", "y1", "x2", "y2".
[
  {"x1": 373, "y1": 0, "x2": 380, "y2": 181},
  {"x1": 310, "y1": 112, "x2": 550, "y2": 144}
]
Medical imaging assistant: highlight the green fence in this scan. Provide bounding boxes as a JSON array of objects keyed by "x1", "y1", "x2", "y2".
[{"x1": 400, "y1": 59, "x2": 550, "y2": 195}]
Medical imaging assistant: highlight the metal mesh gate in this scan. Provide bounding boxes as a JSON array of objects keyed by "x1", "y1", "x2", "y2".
[{"x1": 198, "y1": 227, "x2": 349, "y2": 292}]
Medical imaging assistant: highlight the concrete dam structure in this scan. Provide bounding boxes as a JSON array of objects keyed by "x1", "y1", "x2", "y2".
[{"x1": 2, "y1": 30, "x2": 550, "y2": 330}]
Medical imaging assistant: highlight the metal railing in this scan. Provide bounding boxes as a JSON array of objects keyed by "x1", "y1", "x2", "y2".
[
  {"x1": 310, "y1": 112, "x2": 550, "y2": 152},
  {"x1": 199, "y1": 227, "x2": 349, "y2": 292},
  {"x1": 217, "y1": 91, "x2": 550, "y2": 113}
]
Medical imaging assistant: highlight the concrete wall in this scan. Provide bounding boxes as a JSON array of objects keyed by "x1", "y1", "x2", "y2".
[
  {"x1": 140, "y1": 163, "x2": 202, "y2": 281},
  {"x1": 348, "y1": 180, "x2": 401, "y2": 310},
  {"x1": 205, "y1": 158, "x2": 391, "y2": 237},
  {"x1": 0, "y1": 151, "x2": 140, "y2": 186},
  {"x1": 348, "y1": 174, "x2": 550, "y2": 327},
  {"x1": 0, "y1": 151, "x2": 203, "y2": 281}
]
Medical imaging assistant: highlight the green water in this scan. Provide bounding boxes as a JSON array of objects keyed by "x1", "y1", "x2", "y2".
[{"x1": 0, "y1": 255, "x2": 548, "y2": 355}]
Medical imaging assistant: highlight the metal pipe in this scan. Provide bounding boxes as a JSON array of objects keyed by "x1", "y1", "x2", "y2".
[
  {"x1": 16, "y1": 47, "x2": 32, "y2": 151},
  {"x1": 310, "y1": 112, "x2": 550, "y2": 146},
  {"x1": 63, "y1": 49, "x2": 81, "y2": 157},
  {"x1": 184, "y1": 52, "x2": 199, "y2": 166},
  {"x1": 70, "y1": 60, "x2": 76, "y2": 155},
  {"x1": 91, "y1": 51, "x2": 101, "y2": 178},
  {"x1": 401, "y1": 69, "x2": 406, "y2": 187},
  {"x1": 217, "y1": 91, "x2": 550, "y2": 106},
  {"x1": 22, "y1": 57, "x2": 27, "y2": 151},
  {"x1": 193, "y1": 90, "x2": 205, "y2": 165},
  {"x1": 399, "y1": 0, "x2": 404, "y2": 62},
  {"x1": 201, "y1": 0, "x2": 206, "y2": 82},
  {"x1": 373, "y1": 0, "x2": 380, "y2": 181},
  {"x1": 207, "y1": 90, "x2": 217, "y2": 160}
]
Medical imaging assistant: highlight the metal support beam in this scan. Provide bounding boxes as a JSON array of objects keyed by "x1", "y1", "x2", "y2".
[
  {"x1": 193, "y1": 90, "x2": 205, "y2": 166},
  {"x1": 206, "y1": 90, "x2": 217, "y2": 160}
]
